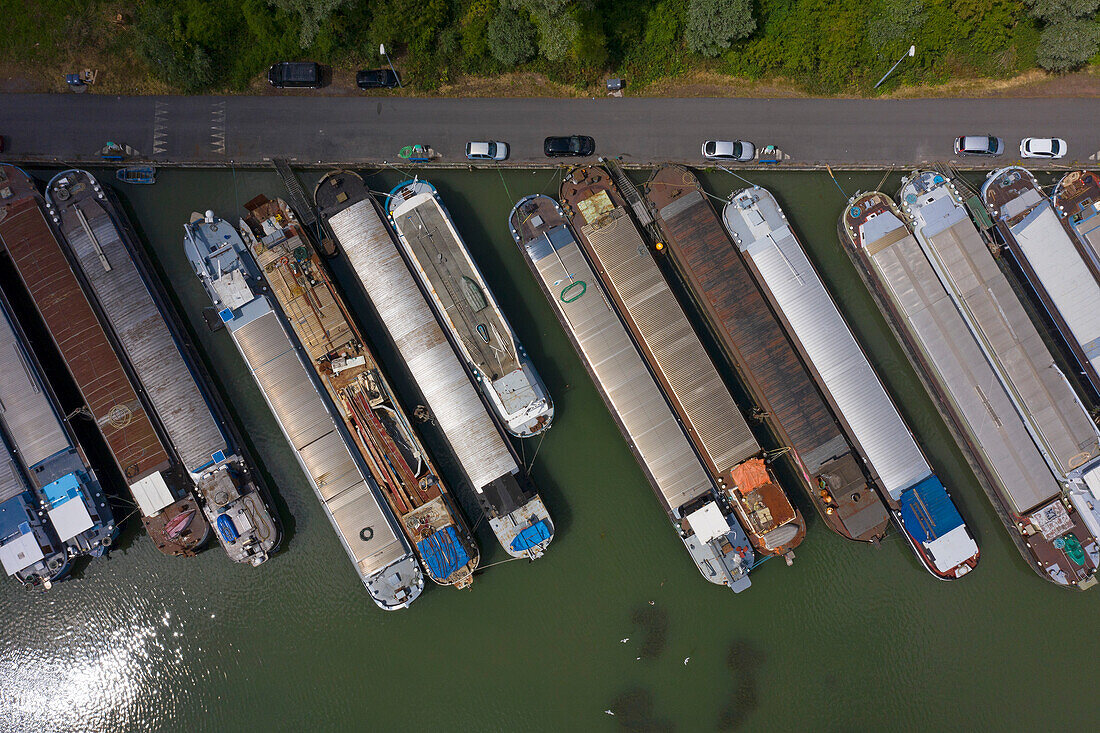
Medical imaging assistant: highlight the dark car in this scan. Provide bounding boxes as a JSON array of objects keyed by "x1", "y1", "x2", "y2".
[
  {"x1": 268, "y1": 62, "x2": 323, "y2": 89},
  {"x1": 356, "y1": 68, "x2": 400, "y2": 89},
  {"x1": 544, "y1": 135, "x2": 595, "y2": 157}
]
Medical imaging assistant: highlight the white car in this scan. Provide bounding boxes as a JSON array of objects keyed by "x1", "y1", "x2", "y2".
[
  {"x1": 702, "y1": 140, "x2": 755, "y2": 161},
  {"x1": 1019, "y1": 137, "x2": 1066, "y2": 159},
  {"x1": 465, "y1": 141, "x2": 509, "y2": 161}
]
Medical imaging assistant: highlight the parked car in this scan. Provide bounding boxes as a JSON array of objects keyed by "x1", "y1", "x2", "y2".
[
  {"x1": 954, "y1": 135, "x2": 1004, "y2": 156},
  {"x1": 356, "y1": 68, "x2": 399, "y2": 89},
  {"x1": 465, "y1": 141, "x2": 509, "y2": 161},
  {"x1": 544, "y1": 135, "x2": 595, "y2": 157},
  {"x1": 701, "y1": 140, "x2": 755, "y2": 161},
  {"x1": 267, "y1": 62, "x2": 323, "y2": 89},
  {"x1": 1020, "y1": 137, "x2": 1067, "y2": 159}
]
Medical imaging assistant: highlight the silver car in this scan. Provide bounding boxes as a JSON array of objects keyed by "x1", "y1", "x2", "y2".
[
  {"x1": 953, "y1": 135, "x2": 1004, "y2": 156},
  {"x1": 702, "y1": 140, "x2": 755, "y2": 161},
  {"x1": 465, "y1": 141, "x2": 509, "y2": 161}
]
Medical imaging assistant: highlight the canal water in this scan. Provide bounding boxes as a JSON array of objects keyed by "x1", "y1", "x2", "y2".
[{"x1": 1, "y1": 166, "x2": 1097, "y2": 731}]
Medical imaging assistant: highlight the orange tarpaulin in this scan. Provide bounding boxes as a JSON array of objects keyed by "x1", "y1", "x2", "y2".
[{"x1": 731, "y1": 458, "x2": 771, "y2": 496}]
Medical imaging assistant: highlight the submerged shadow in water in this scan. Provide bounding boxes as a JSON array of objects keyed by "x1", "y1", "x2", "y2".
[
  {"x1": 609, "y1": 687, "x2": 674, "y2": 732},
  {"x1": 631, "y1": 604, "x2": 669, "y2": 661},
  {"x1": 717, "y1": 640, "x2": 765, "y2": 731}
]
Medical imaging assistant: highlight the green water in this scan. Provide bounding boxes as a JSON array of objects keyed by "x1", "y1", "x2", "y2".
[{"x1": 2, "y1": 166, "x2": 1097, "y2": 731}]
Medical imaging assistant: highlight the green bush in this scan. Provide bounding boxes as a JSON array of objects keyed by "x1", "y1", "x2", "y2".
[
  {"x1": 1036, "y1": 17, "x2": 1100, "y2": 69},
  {"x1": 487, "y1": 4, "x2": 538, "y2": 66},
  {"x1": 685, "y1": 0, "x2": 755, "y2": 57}
]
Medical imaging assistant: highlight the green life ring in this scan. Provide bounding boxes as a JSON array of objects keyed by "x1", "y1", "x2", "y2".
[{"x1": 560, "y1": 280, "x2": 586, "y2": 303}]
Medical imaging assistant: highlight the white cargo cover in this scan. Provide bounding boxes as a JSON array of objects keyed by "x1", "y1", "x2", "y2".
[
  {"x1": 726, "y1": 188, "x2": 930, "y2": 499},
  {"x1": 329, "y1": 200, "x2": 518, "y2": 491},
  {"x1": 129, "y1": 471, "x2": 175, "y2": 516}
]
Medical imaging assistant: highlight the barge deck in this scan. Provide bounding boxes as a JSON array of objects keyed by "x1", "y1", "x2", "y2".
[
  {"x1": 510, "y1": 193, "x2": 753, "y2": 590},
  {"x1": 184, "y1": 210, "x2": 421, "y2": 608},
  {"x1": 1055, "y1": 170, "x2": 1100, "y2": 269},
  {"x1": 0, "y1": 164, "x2": 208, "y2": 557},
  {"x1": 560, "y1": 165, "x2": 789, "y2": 572},
  {"x1": 241, "y1": 195, "x2": 478, "y2": 587},
  {"x1": 981, "y1": 167, "x2": 1100, "y2": 401},
  {"x1": 386, "y1": 178, "x2": 553, "y2": 438},
  {"x1": 644, "y1": 165, "x2": 888, "y2": 544},
  {"x1": 843, "y1": 189, "x2": 1096, "y2": 588},
  {"x1": 316, "y1": 171, "x2": 552, "y2": 559},
  {"x1": 46, "y1": 169, "x2": 279, "y2": 566},
  {"x1": 726, "y1": 185, "x2": 978, "y2": 579},
  {"x1": 0, "y1": 286, "x2": 116, "y2": 574},
  {"x1": 900, "y1": 170, "x2": 1100, "y2": 482}
]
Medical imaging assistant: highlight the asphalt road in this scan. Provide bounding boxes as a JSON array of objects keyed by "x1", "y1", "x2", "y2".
[{"x1": 2, "y1": 94, "x2": 1099, "y2": 168}]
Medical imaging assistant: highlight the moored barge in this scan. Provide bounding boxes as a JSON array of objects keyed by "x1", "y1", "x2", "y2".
[
  {"x1": 185, "y1": 210, "x2": 422, "y2": 608},
  {"x1": 899, "y1": 171, "x2": 1100, "y2": 483},
  {"x1": 842, "y1": 189, "x2": 1096, "y2": 588},
  {"x1": 644, "y1": 165, "x2": 889, "y2": 545},
  {"x1": 1054, "y1": 170, "x2": 1100, "y2": 268},
  {"x1": 0, "y1": 164, "x2": 209, "y2": 557},
  {"x1": 0, "y1": 438, "x2": 69, "y2": 588},
  {"x1": 511, "y1": 193, "x2": 754, "y2": 590},
  {"x1": 240, "y1": 195, "x2": 478, "y2": 587},
  {"x1": 0, "y1": 286, "x2": 116, "y2": 583},
  {"x1": 46, "y1": 170, "x2": 279, "y2": 566},
  {"x1": 385, "y1": 178, "x2": 554, "y2": 438},
  {"x1": 726, "y1": 185, "x2": 978, "y2": 579},
  {"x1": 981, "y1": 167, "x2": 1100, "y2": 401},
  {"x1": 560, "y1": 165, "x2": 792, "y2": 574},
  {"x1": 315, "y1": 171, "x2": 553, "y2": 559}
]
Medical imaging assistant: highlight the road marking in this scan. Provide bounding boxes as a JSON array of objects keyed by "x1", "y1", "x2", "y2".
[
  {"x1": 210, "y1": 101, "x2": 226, "y2": 155},
  {"x1": 152, "y1": 101, "x2": 168, "y2": 155},
  {"x1": 1089, "y1": 151, "x2": 1098, "y2": 161}
]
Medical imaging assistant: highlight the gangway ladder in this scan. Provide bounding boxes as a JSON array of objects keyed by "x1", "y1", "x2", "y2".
[
  {"x1": 604, "y1": 158, "x2": 654, "y2": 227},
  {"x1": 272, "y1": 159, "x2": 317, "y2": 227}
]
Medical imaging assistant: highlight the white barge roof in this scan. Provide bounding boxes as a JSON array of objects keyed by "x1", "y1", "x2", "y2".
[
  {"x1": 0, "y1": 294, "x2": 69, "y2": 470},
  {"x1": 579, "y1": 206, "x2": 759, "y2": 474},
  {"x1": 230, "y1": 305, "x2": 408, "y2": 578},
  {"x1": 725, "y1": 187, "x2": 930, "y2": 499},
  {"x1": 902, "y1": 172, "x2": 1100, "y2": 480},
  {"x1": 327, "y1": 199, "x2": 519, "y2": 491},
  {"x1": 519, "y1": 201, "x2": 712, "y2": 512},
  {"x1": 986, "y1": 169, "x2": 1100, "y2": 404},
  {"x1": 854, "y1": 196, "x2": 1062, "y2": 515}
]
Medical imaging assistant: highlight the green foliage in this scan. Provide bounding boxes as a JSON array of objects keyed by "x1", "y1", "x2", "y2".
[
  {"x1": 1036, "y1": 17, "x2": 1100, "y2": 69},
  {"x1": 620, "y1": 0, "x2": 687, "y2": 83},
  {"x1": 1027, "y1": 0, "x2": 1099, "y2": 20},
  {"x1": 509, "y1": 0, "x2": 579, "y2": 60},
  {"x1": 685, "y1": 0, "x2": 755, "y2": 57},
  {"x1": 4, "y1": 0, "x2": 1092, "y2": 95},
  {"x1": 268, "y1": 0, "x2": 351, "y2": 48},
  {"x1": 866, "y1": 0, "x2": 927, "y2": 55},
  {"x1": 487, "y1": 3, "x2": 538, "y2": 66}
]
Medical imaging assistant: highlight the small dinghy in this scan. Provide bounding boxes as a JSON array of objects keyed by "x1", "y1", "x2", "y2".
[{"x1": 116, "y1": 166, "x2": 156, "y2": 185}]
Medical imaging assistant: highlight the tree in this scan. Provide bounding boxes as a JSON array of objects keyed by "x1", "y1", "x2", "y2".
[
  {"x1": 509, "y1": 0, "x2": 578, "y2": 61},
  {"x1": 1026, "y1": 0, "x2": 1100, "y2": 21},
  {"x1": 268, "y1": 0, "x2": 350, "y2": 48},
  {"x1": 1036, "y1": 17, "x2": 1100, "y2": 70},
  {"x1": 487, "y1": 4, "x2": 537, "y2": 66},
  {"x1": 866, "y1": 0, "x2": 927, "y2": 54},
  {"x1": 685, "y1": 0, "x2": 755, "y2": 57}
]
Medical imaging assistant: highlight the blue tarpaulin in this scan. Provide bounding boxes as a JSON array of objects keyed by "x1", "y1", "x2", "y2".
[
  {"x1": 510, "y1": 520, "x2": 550, "y2": 553},
  {"x1": 417, "y1": 526, "x2": 469, "y2": 581},
  {"x1": 42, "y1": 473, "x2": 82, "y2": 508},
  {"x1": 899, "y1": 475, "x2": 964, "y2": 542}
]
